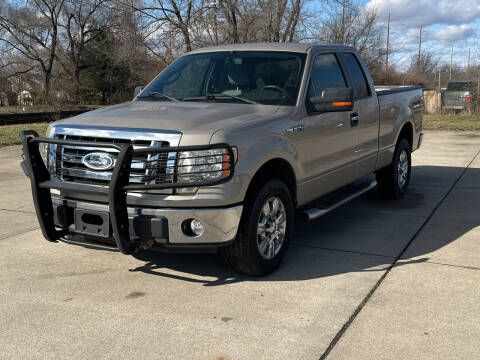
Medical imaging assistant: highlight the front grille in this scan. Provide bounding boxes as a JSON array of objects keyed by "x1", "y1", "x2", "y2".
[{"x1": 54, "y1": 134, "x2": 170, "y2": 188}]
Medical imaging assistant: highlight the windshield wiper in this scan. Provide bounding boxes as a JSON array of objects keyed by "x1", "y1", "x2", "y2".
[
  {"x1": 183, "y1": 94, "x2": 258, "y2": 104},
  {"x1": 138, "y1": 92, "x2": 179, "y2": 102}
]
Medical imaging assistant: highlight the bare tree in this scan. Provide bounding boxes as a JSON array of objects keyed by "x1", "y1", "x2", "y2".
[
  {"x1": 0, "y1": 0, "x2": 65, "y2": 98},
  {"x1": 283, "y1": 0, "x2": 302, "y2": 42},
  {"x1": 317, "y1": 0, "x2": 385, "y2": 73},
  {"x1": 131, "y1": 0, "x2": 196, "y2": 52},
  {"x1": 60, "y1": 0, "x2": 113, "y2": 102},
  {"x1": 2, "y1": 0, "x2": 432, "y2": 105},
  {"x1": 216, "y1": 0, "x2": 240, "y2": 43},
  {"x1": 405, "y1": 51, "x2": 439, "y2": 88},
  {"x1": 128, "y1": 0, "x2": 306, "y2": 57},
  {"x1": 253, "y1": 0, "x2": 300, "y2": 42},
  {"x1": 216, "y1": 0, "x2": 304, "y2": 43}
]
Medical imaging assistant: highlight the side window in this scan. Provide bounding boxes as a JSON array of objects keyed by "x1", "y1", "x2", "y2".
[
  {"x1": 310, "y1": 54, "x2": 347, "y2": 97},
  {"x1": 343, "y1": 53, "x2": 370, "y2": 98}
]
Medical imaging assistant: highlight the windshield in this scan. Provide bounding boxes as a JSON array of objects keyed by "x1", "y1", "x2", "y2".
[
  {"x1": 138, "y1": 51, "x2": 307, "y2": 106},
  {"x1": 446, "y1": 82, "x2": 474, "y2": 92}
]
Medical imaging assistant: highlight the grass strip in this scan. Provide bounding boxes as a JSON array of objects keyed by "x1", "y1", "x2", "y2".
[
  {"x1": 423, "y1": 113, "x2": 480, "y2": 131},
  {"x1": 0, "y1": 123, "x2": 49, "y2": 146}
]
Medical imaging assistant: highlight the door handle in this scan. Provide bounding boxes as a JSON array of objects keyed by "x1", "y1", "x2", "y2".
[
  {"x1": 350, "y1": 113, "x2": 359, "y2": 127},
  {"x1": 285, "y1": 124, "x2": 304, "y2": 134}
]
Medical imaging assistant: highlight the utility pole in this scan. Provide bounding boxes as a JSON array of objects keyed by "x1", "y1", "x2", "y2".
[
  {"x1": 450, "y1": 43, "x2": 454, "y2": 80},
  {"x1": 467, "y1": 48, "x2": 470, "y2": 80},
  {"x1": 341, "y1": 0, "x2": 346, "y2": 45},
  {"x1": 386, "y1": 13, "x2": 390, "y2": 74},
  {"x1": 438, "y1": 70, "x2": 441, "y2": 90},
  {"x1": 417, "y1": 25, "x2": 422, "y2": 69}
]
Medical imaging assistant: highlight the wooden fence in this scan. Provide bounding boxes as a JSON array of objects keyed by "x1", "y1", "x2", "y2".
[{"x1": 423, "y1": 90, "x2": 442, "y2": 114}]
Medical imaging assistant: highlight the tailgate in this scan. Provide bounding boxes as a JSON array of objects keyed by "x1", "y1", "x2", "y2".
[{"x1": 443, "y1": 91, "x2": 468, "y2": 106}]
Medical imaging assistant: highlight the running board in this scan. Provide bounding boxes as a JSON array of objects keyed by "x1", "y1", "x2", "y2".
[{"x1": 303, "y1": 180, "x2": 377, "y2": 221}]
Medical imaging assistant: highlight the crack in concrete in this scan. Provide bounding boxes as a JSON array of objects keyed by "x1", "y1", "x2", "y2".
[
  {"x1": 0, "y1": 208, "x2": 36, "y2": 214},
  {"x1": 415, "y1": 154, "x2": 476, "y2": 158},
  {"x1": 411, "y1": 183, "x2": 458, "y2": 188},
  {"x1": 406, "y1": 259, "x2": 480, "y2": 272},
  {"x1": 291, "y1": 243, "x2": 396, "y2": 259},
  {"x1": 0, "y1": 227, "x2": 40, "y2": 241},
  {"x1": 318, "y1": 150, "x2": 480, "y2": 360},
  {"x1": 414, "y1": 154, "x2": 477, "y2": 157}
]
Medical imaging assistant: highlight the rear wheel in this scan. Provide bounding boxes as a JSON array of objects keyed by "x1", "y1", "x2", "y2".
[
  {"x1": 221, "y1": 179, "x2": 294, "y2": 276},
  {"x1": 376, "y1": 138, "x2": 412, "y2": 199}
]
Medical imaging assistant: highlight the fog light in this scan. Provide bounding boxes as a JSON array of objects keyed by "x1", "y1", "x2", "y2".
[{"x1": 190, "y1": 219, "x2": 204, "y2": 236}]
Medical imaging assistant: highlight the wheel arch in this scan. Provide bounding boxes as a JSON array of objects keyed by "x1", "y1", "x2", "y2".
[
  {"x1": 244, "y1": 158, "x2": 297, "y2": 208},
  {"x1": 396, "y1": 121, "x2": 414, "y2": 149}
]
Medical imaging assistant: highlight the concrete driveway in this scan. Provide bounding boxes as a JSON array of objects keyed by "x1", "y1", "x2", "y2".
[{"x1": 0, "y1": 131, "x2": 479, "y2": 359}]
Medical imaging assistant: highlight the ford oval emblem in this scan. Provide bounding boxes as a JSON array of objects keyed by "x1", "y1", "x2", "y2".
[{"x1": 82, "y1": 152, "x2": 115, "y2": 171}]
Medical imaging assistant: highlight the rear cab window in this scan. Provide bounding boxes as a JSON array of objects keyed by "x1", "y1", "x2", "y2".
[
  {"x1": 343, "y1": 53, "x2": 370, "y2": 98},
  {"x1": 446, "y1": 82, "x2": 474, "y2": 92}
]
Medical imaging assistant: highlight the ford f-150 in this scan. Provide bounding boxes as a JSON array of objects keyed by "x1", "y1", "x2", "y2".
[{"x1": 20, "y1": 43, "x2": 423, "y2": 276}]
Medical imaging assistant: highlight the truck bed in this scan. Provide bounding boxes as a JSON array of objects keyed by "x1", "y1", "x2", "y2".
[
  {"x1": 374, "y1": 85, "x2": 423, "y2": 161},
  {"x1": 375, "y1": 86, "x2": 422, "y2": 96}
]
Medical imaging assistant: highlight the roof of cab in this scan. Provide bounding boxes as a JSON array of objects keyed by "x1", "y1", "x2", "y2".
[{"x1": 187, "y1": 42, "x2": 356, "y2": 54}]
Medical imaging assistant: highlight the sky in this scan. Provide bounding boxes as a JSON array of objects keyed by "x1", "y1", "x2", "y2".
[{"x1": 360, "y1": 0, "x2": 480, "y2": 69}]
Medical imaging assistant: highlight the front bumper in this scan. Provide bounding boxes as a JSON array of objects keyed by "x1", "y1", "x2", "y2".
[
  {"x1": 442, "y1": 105, "x2": 466, "y2": 110},
  {"x1": 19, "y1": 130, "x2": 238, "y2": 254},
  {"x1": 51, "y1": 195, "x2": 242, "y2": 246}
]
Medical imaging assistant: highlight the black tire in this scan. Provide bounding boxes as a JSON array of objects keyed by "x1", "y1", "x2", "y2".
[
  {"x1": 376, "y1": 138, "x2": 412, "y2": 200},
  {"x1": 221, "y1": 179, "x2": 294, "y2": 276}
]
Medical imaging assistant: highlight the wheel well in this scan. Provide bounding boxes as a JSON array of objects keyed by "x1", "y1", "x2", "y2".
[
  {"x1": 245, "y1": 158, "x2": 297, "y2": 206},
  {"x1": 398, "y1": 122, "x2": 413, "y2": 149}
]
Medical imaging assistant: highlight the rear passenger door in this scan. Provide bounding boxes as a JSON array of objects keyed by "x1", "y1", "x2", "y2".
[{"x1": 340, "y1": 52, "x2": 379, "y2": 176}]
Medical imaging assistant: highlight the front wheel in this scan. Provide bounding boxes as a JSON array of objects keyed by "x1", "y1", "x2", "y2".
[
  {"x1": 221, "y1": 179, "x2": 294, "y2": 276},
  {"x1": 376, "y1": 138, "x2": 412, "y2": 199}
]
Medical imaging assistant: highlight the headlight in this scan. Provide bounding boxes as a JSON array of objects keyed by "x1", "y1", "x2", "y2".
[
  {"x1": 176, "y1": 148, "x2": 233, "y2": 183},
  {"x1": 40, "y1": 126, "x2": 55, "y2": 171},
  {"x1": 39, "y1": 143, "x2": 48, "y2": 165}
]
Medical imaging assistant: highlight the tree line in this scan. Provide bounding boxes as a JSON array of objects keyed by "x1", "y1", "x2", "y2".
[{"x1": 0, "y1": 0, "x2": 475, "y2": 107}]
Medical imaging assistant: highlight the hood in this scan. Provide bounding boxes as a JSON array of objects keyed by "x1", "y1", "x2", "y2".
[{"x1": 55, "y1": 100, "x2": 286, "y2": 144}]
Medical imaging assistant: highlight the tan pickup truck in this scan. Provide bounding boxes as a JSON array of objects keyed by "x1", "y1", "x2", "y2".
[{"x1": 21, "y1": 43, "x2": 423, "y2": 276}]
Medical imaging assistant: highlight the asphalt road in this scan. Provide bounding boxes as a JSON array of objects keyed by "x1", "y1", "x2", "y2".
[{"x1": 0, "y1": 131, "x2": 479, "y2": 360}]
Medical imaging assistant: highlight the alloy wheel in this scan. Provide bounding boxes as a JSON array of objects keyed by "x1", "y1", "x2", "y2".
[{"x1": 256, "y1": 196, "x2": 287, "y2": 260}]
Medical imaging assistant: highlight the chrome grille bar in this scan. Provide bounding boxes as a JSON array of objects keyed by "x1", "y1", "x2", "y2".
[
  {"x1": 61, "y1": 153, "x2": 147, "y2": 169},
  {"x1": 60, "y1": 167, "x2": 156, "y2": 183},
  {"x1": 49, "y1": 125, "x2": 182, "y2": 189}
]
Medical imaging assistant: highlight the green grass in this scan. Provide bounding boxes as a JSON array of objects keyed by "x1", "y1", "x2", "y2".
[
  {"x1": 423, "y1": 113, "x2": 480, "y2": 131},
  {"x1": 0, "y1": 123, "x2": 49, "y2": 146}
]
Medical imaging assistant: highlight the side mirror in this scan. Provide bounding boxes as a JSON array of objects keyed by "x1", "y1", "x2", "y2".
[
  {"x1": 134, "y1": 86, "x2": 144, "y2": 98},
  {"x1": 310, "y1": 88, "x2": 353, "y2": 113}
]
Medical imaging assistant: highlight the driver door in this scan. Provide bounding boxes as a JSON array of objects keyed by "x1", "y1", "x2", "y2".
[{"x1": 296, "y1": 52, "x2": 359, "y2": 203}]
